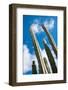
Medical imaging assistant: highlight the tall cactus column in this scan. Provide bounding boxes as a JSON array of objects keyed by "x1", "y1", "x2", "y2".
[
  {"x1": 41, "y1": 25, "x2": 57, "y2": 57},
  {"x1": 43, "y1": 39, "x2": 57, "y2": 73},
  {"x1": 30, "y1": 29, "x2": 48, "y2": 74}
]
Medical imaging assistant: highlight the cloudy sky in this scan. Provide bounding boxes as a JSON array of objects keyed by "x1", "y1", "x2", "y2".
[{"x1": 23, "y1": 15, "x2": 57, "y2": 75}]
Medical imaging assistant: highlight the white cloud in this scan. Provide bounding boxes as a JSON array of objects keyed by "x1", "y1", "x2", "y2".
[
  {"x1": 49, "y1": 18, "x2": 55, "y2": 29},
  {"x1": 30, "y1": 23, "x2": 43, "y2": 34},
  {"x1": 23, "y1": 45, "x2": 32, "y2": 73},
  {"x1": 30, "y1": 19, "x2": 43, "y2": 34},
  {"x1": 23, "y1": 44, "x2": 38, "y2": 74},
  {"x1": 30, "y1": 23, "x2": 39, "y2": 33},
  {"x1": 30, "y1": 18, "x2": 55, "y2": 34},
  {"x1": 44, "y1": 18, "x2": 55, "y2": 30}
]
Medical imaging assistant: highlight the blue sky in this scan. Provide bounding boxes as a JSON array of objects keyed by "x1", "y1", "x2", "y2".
[{"x1": 23, "y1": 15, "x2": 57, "y2": 75}]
